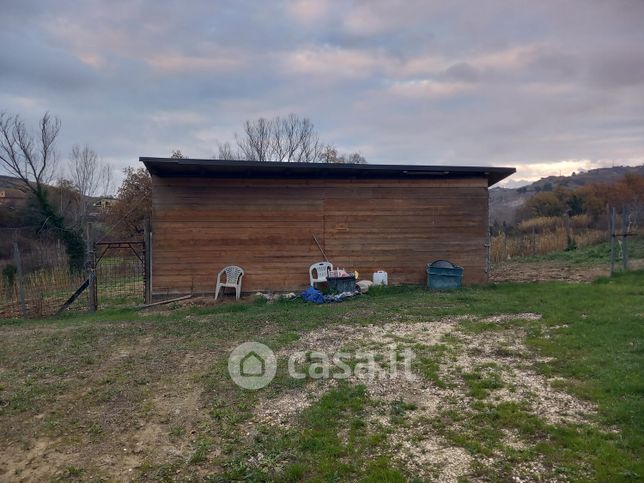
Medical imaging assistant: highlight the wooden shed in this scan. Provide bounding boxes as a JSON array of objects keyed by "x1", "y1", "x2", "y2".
[{"x1": 141, "y1": 158, "x2": 514, "y2": 298}]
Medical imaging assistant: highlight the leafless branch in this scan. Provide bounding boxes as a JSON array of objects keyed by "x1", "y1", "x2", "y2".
[
  {"x1": 216, "y1": 141, "x2": 240, "y2": 160},
  {"x1": 220, "y1": 113, "x2": 366, "y2": 164},
  {"x1": 0, "y1": 111, "x2": 61, "y2": 193},
  {"x1": 68, "y1": 144, "x2": 112, "y2": 228}
]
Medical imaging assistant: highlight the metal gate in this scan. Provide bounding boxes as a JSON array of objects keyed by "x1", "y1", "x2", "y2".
[{"x1": 93, "y1": 240, "x2": 146, "y2": 307}]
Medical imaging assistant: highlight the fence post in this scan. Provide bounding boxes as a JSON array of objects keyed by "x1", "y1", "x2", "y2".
[
  {"x1": 622, "y1": 206, "x2": 629, "y2": 271},
  {"x1": 144, "y1": 216, "x2": 152, "y2": 304},
  {"x1": 12, "y1": 240, "x2": 27, "y2": 318},
  {"x1": 86, "y1": 223, "x2": 97, "y2": 312},
  {"x1": 485, "y1": 206, "x2": 491, "y2": 281},
  {"x1": 610, "y1": 207, "x2": 616, "y2": 276},
  {"x1": 564, "y1": 211, "x2": 572, "y2": 250}
]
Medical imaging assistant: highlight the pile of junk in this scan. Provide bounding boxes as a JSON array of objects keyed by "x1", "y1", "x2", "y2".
[
  {"x1": 301, "y1": 259, "x2": 464, "y2": 305},
  {"x1": 301, "y1": 263, "x2": 388, "y2": 304},
  {"x1": 300, "y1": 237, "x2": 464, "y2": 304}
]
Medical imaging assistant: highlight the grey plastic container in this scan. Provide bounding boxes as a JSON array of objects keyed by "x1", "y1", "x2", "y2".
[
  {"x1": 326, "y1": 276, "x2": 356, "y2": 293},
  {"x1": 426, "y1": 260, "x2": 464, "y2": 290}
]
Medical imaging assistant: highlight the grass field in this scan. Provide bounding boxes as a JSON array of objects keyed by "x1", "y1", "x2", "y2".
[
  {"x1": 0, "y1": 270, "x2": 642, "y2": 481},
  {"x1": 492, "y1": 236, "x2": 644, "y2": 283},
  {"x1": 516, "y1": 235, "x2": 644, "y2": 265}
]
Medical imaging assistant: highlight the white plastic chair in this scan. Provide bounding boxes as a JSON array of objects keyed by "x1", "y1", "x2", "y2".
[
  {"x1": 309, "y1": 262, "x2": 332, "y2": 287},
  {"x1": 215, "y1": 265, "x2": 245, "y2": 300}
]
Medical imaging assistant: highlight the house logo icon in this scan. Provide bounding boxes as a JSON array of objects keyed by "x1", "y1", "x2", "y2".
[
  {"x1": 240, "y1": 351, "x2": 265, "y2": 377},
  {"x1": 228, "y1": 342, "x2": 276, "y2": 390}
]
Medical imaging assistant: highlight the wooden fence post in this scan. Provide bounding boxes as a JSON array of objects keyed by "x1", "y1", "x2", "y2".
[
  {"x1": 485, "y1": 207, "x2": 491, "y2": 281},
  {"x1": 610, "y1": 207, "x2": 616, "y2": 276},
  {"x1": 86, "y1": 223, "x2": 97, "y2": 312},
  {"x1": 564, "y1": 211, "x2": 572, "y2": 250},
  {"x1": 144, "y1": 216, "x2": 152, "y2": 304},
  {"x1": 12, "y1": 240, "x2": 27, "y2": 318},
  {"x1": 622, "y1": 206, "x2": 629, "y2": 271}
]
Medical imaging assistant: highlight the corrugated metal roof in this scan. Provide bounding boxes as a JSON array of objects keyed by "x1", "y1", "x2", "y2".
[{"x1": 140, "y1": 157, "x2": 515, "y2": 187}]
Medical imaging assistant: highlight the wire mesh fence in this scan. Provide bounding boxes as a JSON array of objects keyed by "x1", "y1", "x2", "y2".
[
  {"x1": 491, "y1": 228, "x2": 607, "y2": 262},
  {"x1": 0, "y1": 228, "x2": 86, "y2": 318},
  {"x1": 490, "y1": 205, "x2": 641, "y2": 263},
  {"x1": 94, "y1": 242, "x2": 145, "y2": 308},
  {"x1": 0, "y1": 264, "x2": 89, "y2": 318},
  {"x1": 0, "y1": 229, "x2": 145, "y2": 318}
]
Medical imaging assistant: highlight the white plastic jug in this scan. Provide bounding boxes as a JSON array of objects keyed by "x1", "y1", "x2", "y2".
[{"x1": 373, "y1": 270, "x2": 388, "y2": 286}]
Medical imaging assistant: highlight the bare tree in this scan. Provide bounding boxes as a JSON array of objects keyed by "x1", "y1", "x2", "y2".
[
  {"x1": 272, "y1": 114, "x2": 321, "y2": 162},
  {"x1": 320, "y1": 144, "x2": 338, "y2": 163},
  {"x1": 0, "y1": 111, "x2": 61, "y2": 192},
  {"x1": 216, "y1": 141, "x2": 240, "y2": 160},
  {"x1": 320, "y1": 144, "x2": 367, "y2": 164},
  {"x1": 102, "y1": 162, "x2": 114, "y2": 197},
  {"x1": 233, "y1": 114, "x2": 322, "y2": 162},
  {"x1": 345, "y1": 152, "x2": 367, "y2": 164},
  {"x1": 228, "y1": 114, "x2": 360, "y2": 164},
  {"x1": 170, "y1": 149, "x2": 185, "y2": 159},
  {"x1": 0, "y1": 111, "x2": 85, "y2": 271},
  {"x1": 106, "y1": 167, "x2": 152, "y2": 237},
  {"x1": 53, "y1": 177, "x2": 82, "y2": 225},
  {"x1": 236, "y1": 117, "x2": 273, "y2": 161},
  {"x1": 68, "y1": 144, "x2": 112, "y2": 228},
  {"x1": 70, "y1": 145, "x2": 101, "y2": 197}
]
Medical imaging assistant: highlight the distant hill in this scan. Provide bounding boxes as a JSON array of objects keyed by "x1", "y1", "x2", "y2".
[
  {"x1": 527, "y1": 165, "x2": 644, "y2": 192},
  {"x1": 0, "y1": 175, "x2": 28, "y2": 190},
  {"x1": 490, "y1": 165, "x2": 644, "y2": 225},
  {"x1": 0, "y1": 174, "x2": 112, "y2": 213}
]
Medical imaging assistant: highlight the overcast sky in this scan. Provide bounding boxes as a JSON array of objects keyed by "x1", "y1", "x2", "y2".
[{"x1": 1, "y1": 0, "x2": 643, "y2": 187}]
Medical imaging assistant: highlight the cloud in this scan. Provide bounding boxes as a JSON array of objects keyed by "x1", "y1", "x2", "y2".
[
  {"x1": 144, "y1": 50, "x2": 247, "y2": 73},
  {"x1": 498, "y1": 158, "x2": 643, "y2": 186},
  {"x1": 439, "y1": 62, "x2": 479, "y2": 82},
  {"x1": 149, "y1": 110, "x2": 207, "y2": 125},
  {"x1": 587, "y1": 50, "x2": 644, "y2": 88},
  {"x1": 283, "y1": 45, "x2": 386, "y2": 80},
  {"x1": 387, "y1": 79, "x2": 473, "y2": 98},
  {"x1": 0, "y1": 0, "x2": 642, "y2": 186},
  {"x1": 287, "y1": 0, "x2": 333, "y2": 25}
]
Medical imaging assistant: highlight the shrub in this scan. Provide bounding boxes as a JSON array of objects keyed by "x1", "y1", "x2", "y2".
[{"x1": 2, "y1": 264, "x2": 17, "y2": 287}]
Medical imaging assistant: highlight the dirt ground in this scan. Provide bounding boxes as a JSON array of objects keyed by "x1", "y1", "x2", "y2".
[{"x1": 491, "y1": 259, "x2": 644, "y2": 283}]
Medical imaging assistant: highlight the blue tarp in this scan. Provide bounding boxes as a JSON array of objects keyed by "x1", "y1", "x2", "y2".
[
  {"x1": 300, "y1": 287, "x2": 359, "y2": 304},
  {"x1": 300, "y1": 286, "x2": 325, "y2": 304}
]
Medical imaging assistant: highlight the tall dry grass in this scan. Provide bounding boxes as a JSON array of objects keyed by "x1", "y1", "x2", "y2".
[
  {"x1": 517, "y1": 214, "x2": 593, "y2": 233},
  {"x1": 0, "y1": 254, "x2": 144, "y2": 318},
  {"x1": 491, "y1": 227, "x2": 606, "y2": 262},
  {"x1": 0, "y1": 266, "x2": 87, "y2": 318}
]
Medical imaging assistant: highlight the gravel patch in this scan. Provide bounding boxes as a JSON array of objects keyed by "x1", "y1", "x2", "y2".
[{"x1": 246, "y1": 313, "x2": 597, "y2": 481}]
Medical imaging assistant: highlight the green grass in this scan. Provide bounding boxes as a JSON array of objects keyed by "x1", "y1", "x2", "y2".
[
  {"x1": 462, "y1": 363, "x2": 505, "y2": 399},
  {"x1": 515, "y1": 235, "x2": 644, "y2": 265},
  {"x1": 221, "y1": 384, "x2": 401, "y2": 481},
  {"x1": 0, "y1": 270, "x2": 642, "y2": 480},
  {"x1": 412, "y1": 343, "x2": 450, "y2": 388}
]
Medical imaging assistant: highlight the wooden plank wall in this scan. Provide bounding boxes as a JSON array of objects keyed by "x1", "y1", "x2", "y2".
[{"x1": 150, "y1": 176, "x2": 489, "y2": 296}]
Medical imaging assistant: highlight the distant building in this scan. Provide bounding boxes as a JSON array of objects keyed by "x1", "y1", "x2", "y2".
[
  {"x1": 92, "y1": 198, "x2": 116, "y2": 210},
  {"x1": 0, "y1": 188, "x2": 28, "y2": 206}
]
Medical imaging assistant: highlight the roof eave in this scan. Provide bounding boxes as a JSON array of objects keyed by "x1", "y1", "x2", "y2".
[{"x1": 140, "y1": 157, "x2": 515, "y2": 187}]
